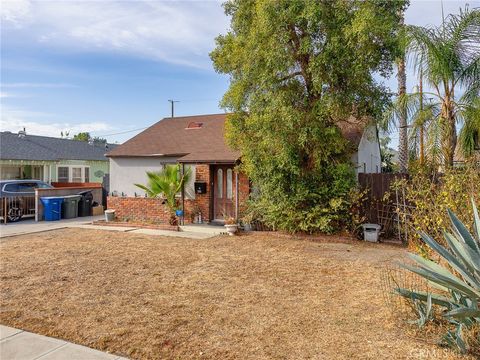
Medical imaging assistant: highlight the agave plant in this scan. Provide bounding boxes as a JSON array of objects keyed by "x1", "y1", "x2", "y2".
[{"x1": 395, "y1": 199, "x2": 480, "y2": 353}]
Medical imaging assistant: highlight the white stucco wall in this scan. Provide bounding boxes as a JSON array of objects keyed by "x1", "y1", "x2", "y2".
[
  {"x1": 109, "y1": 157, "x2": 196, "y2": 199},
  {"x1": 355, "y1": 124, "x2": 381, "y2": 174}
]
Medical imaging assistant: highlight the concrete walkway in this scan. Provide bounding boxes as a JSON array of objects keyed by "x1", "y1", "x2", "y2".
[
  {"x1": 0, "y1": 217, "x2": 223, "y2": 240},
  {"x1": 0, "y1": 325, "x2": 127, "y2": 360}
]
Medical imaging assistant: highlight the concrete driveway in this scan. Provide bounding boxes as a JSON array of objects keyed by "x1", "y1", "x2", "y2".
[{"x1": 0, "y1": 216, "x2": 104, "y2": 238}]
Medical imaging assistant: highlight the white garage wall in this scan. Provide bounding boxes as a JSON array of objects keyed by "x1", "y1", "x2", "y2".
[{"x1": 109, "y1": 157, "x2": 196, "y2": 199}]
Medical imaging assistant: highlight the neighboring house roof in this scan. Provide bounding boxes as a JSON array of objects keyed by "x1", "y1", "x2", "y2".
[
  {"x1": 107, "y1": 113, "x2": 370, "y2": 162},
  {"x1": 106, "y1": 114, "x2": 241, "y2": 163},
  {"x1": 336, "y1": 116, "x2": 371, "y2": 149},
  {"x1": 0, "y1": 131, "x2": 117, "y2": 161}
]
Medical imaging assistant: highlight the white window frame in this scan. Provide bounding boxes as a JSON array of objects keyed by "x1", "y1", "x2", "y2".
[{"x1": 56, "y1": 165, "x2": 90, "y2": 183}]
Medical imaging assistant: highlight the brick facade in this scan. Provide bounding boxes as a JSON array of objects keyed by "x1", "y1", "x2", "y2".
[
  {"x1": 184, "y1": 164, "x2": 211, "y2": 223},
  {"x1": 237, "y1": 172, "x2": 250, "y2": 217},
  {"x1": 107, "y1": 196, "x2": 172, "y2": 224},
  {"x1": 108, "y1": 164, "x2": 250, "y2": 225}
]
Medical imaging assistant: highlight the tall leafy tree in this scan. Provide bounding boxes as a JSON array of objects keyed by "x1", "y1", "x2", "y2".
[
  {"x1": 211, "y1": 0, "x2": 408, "y2": 233},
  {"x1": 72, "y1": 132, "x2": 107, "y2": 144},
  {"x1": 73, "y1": 132, "x2": 91, "y2": 142}
]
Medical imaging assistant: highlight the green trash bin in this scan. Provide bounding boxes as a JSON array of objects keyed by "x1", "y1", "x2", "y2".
[{"x1": 61, "y1": 195, "x2": 82, "y2": 219}]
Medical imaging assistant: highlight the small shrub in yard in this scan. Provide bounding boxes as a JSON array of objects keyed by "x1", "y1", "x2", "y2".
[
  {"x1": 395, "y1": 199, "x2": 480, "y2": 355},
  {"x1": 392, "y1": 163, "x2": 480, "y2": 251},
  {"x1": 135, "y1": 164, "x2": 191, "y2": 225}
]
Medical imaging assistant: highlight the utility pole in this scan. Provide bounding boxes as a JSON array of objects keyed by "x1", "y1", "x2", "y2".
[{"x1": 168, "y1": 100, "x2": 179, "y2": 118}]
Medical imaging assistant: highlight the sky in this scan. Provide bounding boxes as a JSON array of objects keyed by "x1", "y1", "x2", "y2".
[{"x1": 1, "y1": 0, "x2": 478, "y2": 145}]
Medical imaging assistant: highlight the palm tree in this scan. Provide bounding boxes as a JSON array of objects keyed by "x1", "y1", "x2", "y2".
[
  {"x1": 458, "y1": 97, "x2": 480, "y2": 158},
  {"x1": 135, "y1": 164, "x2": 191, "y2": 225},
  {"x1": 383, "y1": 85, "x2": 442, "y2": 168},
  {"x1": 406, "y1": 8, "x2": 480, "y2": 167},
  {"x1": 397, "y1": 11, "x2": 409, "y2": 173}
]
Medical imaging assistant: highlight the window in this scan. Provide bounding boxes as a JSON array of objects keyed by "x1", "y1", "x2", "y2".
[
  {"x1": 58, "y1": 167, "x2": 69, "y2": 182},
  {"x1": 3, "y1": 183, "x2": 19, "y2": 192},
  {"x1": 72, "y1": 167, "x2": 82, "y2": 182},
  {"x1": 35, "y1": 182, "x2": 53, "y2": 189},
  {"x1": 217, "y1": 169, "x2": 223, "y2": 198},
  {"x1": 57, "y1": 166, "x2": 90, "y2": 182},
  {"x1": 186, "y1": 122, "x2": 203, "y2": 129},
  {"x1": 0, "y1": 166, "x2": 21, "y2": 180},
  {"x1": 17, "y1": 182, "x2": 37, "y2": 192},
  {"x1": 226, "y1": 169, "x2": 233, "y2": 199}
]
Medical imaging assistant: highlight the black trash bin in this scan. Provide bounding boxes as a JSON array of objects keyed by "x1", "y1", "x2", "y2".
[
  {"x1": 62, "y1": 195, "x2": 81, "y2": 219},
  {"x1": 78, "y1": 191, "x2": 94, "y2": 217}
]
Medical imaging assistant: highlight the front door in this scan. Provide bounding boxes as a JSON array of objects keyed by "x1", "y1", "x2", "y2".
[{"x1": 213, "y1": 165, "x2": 234, "y2": 220}]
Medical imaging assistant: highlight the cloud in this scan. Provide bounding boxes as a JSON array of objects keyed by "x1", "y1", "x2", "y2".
[
  {"x1": 0, "y1": 0, "x2": 32, "y2": 26},
  {"x1": 0, "y1": 105, "x2": 110, "y2": 137},
  {"x1": 1, "y1": 0, "x2": 229, "y2": 68}
]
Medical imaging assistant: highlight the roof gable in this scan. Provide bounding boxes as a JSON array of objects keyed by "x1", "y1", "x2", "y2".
[
  {"x1": 0, "y1": 132, "x2": 116, "y2": 161},
  {"x1": 336, "y1": 116, "x2": 371, "y2": 149},
  {"x1": 106, "y1": 114, "x2": 240, "y2": 162},
  {"x1": 107, "y1": 113, "x2": 370, "y2": 162}
]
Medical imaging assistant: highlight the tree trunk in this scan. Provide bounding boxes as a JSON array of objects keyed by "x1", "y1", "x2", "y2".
[
  {"x1": 442, "y1": 103, "x2": 457, "y2": 168},
  {"x1": 419, "y1": 74, "x2": 424, "y2": 165},
  {"x1": 397, "y1": 13, "x2": 408, "y2": 173}
]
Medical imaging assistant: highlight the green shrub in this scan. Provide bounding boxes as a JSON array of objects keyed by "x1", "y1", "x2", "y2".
[
  {"x1": 245, "y1": 162, "x2": 356, "y2": 234},
  {"x1": 392, "y1": 162, "x2": 480, "y2": 250}
]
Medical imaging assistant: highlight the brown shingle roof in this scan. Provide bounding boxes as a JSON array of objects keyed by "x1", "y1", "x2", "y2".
[
  {"x1": 106, "y1": 114, "x2": 240, "y2": 163},
  {"x1": 107, "y1": 113, "x2": 369, "y2": 162},
  {"x1": 337, "y1": 116, "x2": 370, "y2": 148}
]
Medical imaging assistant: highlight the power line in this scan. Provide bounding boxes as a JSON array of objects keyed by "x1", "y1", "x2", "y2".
[{"x1": 93, "y1": 126, "x2": 150, "y2": 138}]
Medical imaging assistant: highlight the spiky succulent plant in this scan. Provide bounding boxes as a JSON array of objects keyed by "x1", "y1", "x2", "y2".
[{"x1": 396, "y1": 199, "x2": 480, "y2": 353}]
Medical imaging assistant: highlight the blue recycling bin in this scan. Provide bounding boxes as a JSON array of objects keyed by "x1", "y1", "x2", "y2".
[{"x1": 41, "y1": 196, "x2": 65, "y2": 221}]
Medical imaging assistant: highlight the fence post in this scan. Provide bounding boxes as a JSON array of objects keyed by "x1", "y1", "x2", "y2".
[
  {"x1": 35, "y1": 189, "x2": 39, "y2": 222},
  {"x1": 3, "y1": 197, "x2": 7, "y2": 224}
]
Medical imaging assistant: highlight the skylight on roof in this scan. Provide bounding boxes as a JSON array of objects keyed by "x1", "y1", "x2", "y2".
[{"x1": 186, "y1": 122, "x2": 203, "y2": 129}]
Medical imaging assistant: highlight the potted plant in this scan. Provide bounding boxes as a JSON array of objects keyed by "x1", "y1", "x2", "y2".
[
  {"x1": 240, "y1": 211, "x2": 254, "y2": 232},
  {"x1": 224, "y1": 215, "x2": 238, "y2": 236}
]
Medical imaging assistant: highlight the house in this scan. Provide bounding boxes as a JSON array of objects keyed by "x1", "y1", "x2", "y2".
[
  {"x1": 0, "y1": 130, "x2": 116, "y2": 184},
  {"x1": 338, "y1": 116, "x2": 382, "y2": 174},
  {"x1": 106, "y1": 113, "x2": 381, "y2": 223}
]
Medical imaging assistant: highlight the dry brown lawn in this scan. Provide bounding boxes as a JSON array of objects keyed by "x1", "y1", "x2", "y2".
[{"x1": 0, "y1": 229, "x2": 471, "y2": 359}]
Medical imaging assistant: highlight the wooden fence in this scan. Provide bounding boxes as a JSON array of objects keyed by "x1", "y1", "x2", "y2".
[
  {"x1": 358, "y1": 173, "x2": 408, "y2": 236},
  {"x1": 1, "y1": 196, "x2": 36, "y2": 224}
]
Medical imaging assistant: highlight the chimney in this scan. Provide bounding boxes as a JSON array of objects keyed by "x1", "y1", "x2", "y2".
[{"x1": 18, "y1": 127, "x2": 26, "y2": 138}]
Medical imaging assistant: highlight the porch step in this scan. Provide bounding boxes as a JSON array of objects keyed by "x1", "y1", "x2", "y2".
[{"x1": 179, "y1": 224, "x2": 226, "y2": 236}]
